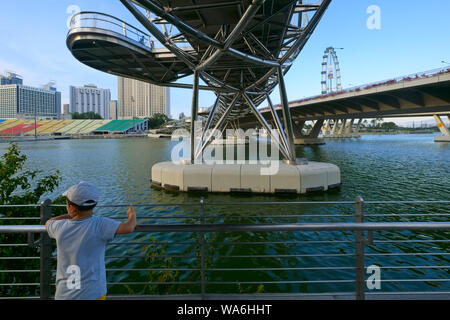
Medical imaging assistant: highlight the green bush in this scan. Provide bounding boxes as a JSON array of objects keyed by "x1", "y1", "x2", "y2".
[{"x1": 0, "y1": 143, "x2": 63, "y2": 297}]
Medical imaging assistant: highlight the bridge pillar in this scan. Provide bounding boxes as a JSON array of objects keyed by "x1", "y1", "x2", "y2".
[
  {"x1": 322, "y1": 119, "x2": 331, "y2": 136},
  {"x1": 294, "y1": 119, "x2": 325, "y2": 145},
  {"x1": 344, "y1": 119, "x2": 355, "y2": 136},
  {"x1": 330, "y1": 119, "x2": 339, "y2": 136},
  {"x1": 434, "y1": 115, "x2": 450, "y2": 142},
  {"x1": 353, "y1": 119, "x2": 363, "y2": 137},
  {"x1": 338, "y1": 119, "x2": 347, "y2": 136}
]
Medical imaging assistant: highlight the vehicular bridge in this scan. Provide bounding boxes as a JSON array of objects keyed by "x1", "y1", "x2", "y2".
[{"x1": 232, "y1": 67, "x2": 450, "y2": 144}]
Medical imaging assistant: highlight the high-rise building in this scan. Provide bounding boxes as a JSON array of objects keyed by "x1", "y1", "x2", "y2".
[
  {"x1": 0, "y1": 72, "x2": 23, "y2": 85},
  {"x1": 117, "y1": 77, "x2": 170, "y2": 119},
  {"x1": 63, "y1": 104, "x2": 70, "y2": 115},
  {"x1": 69, "y1": 84, "x2": 111, "y2": 119},
  {"x1": 0, "y1": 84, "x2": 61, "y2": 119},
  {"x1": 110, "y1": 100, "x2": 118, "y2": 120}
]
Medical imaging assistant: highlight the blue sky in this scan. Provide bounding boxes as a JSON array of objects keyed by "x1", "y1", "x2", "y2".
[{"x1": 0, "y1": 0, "x2": 449, "y2": 124}]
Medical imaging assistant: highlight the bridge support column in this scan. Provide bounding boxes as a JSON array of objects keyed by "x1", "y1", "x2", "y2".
[
  {"x1": 353, "y1": 119, "x2": 363, "y2": 137},
  {"x1": 294, "y1": 119, "x2": 325, "y2": 145},
  {"x1": 344, "y1": 119, "x2": 355, "y2": 136},
  {"x1": 330, "y1": 119, "x2": 339, "y2": 137},
  {"x1": 434, "y1": 115, "x2": 450, "y2": 142},
  {"x1": 338, "y1": 119, "x2": 347, "y2": 136},
  {"x1": 321, "y1": 119, "x2": 331, "y2": 137}
]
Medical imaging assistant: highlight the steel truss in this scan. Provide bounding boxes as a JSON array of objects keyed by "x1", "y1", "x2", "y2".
[{"x1": 88, "y1": 0, "x2": 332, "y2": 162}]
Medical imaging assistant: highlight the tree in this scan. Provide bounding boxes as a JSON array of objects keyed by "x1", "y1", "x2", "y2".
[
  {"x1": 148, "y1": 113, "x2": 170, "y2": 129},
  {"x1": 381, "y1": 122, "x2": 398, "y2": 132},
  {"x1": 0, "y1": 143, "x2": 63, "y2": 297},
  {"x1": 72, "y1": 111, "x2": 103, "y2": 119}
]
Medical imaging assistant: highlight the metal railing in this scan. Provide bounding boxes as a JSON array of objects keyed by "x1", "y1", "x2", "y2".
[
  {"x1": 1, "y1": 197, "x2": 450, "y2": 300},
  {"x1": 260, "y1": 67, "x2": 450, "y2": 111},
  {"x1": 69, "y1": 12, "x2": 156, "y2": 50}
]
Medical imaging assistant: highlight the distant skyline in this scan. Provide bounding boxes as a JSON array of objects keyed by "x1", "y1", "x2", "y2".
[{"x1": 0, "y1": 0, "x2": 449, "y2": 125}]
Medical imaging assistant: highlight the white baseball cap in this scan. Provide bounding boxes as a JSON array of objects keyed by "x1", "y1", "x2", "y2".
[{"x1": 63, "y1": 181, "x2": 100, "y2": 207}]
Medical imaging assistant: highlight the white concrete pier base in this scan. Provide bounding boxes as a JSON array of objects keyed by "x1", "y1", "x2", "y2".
[
  {"x1": 435, "y1": 136, "x2": 450, "y2": 142},
  {"x1": 151, "y1": 161, "x2": 341, "y2": 194},
  {"x1": 294, "y1": 138, "x2": 326, "y2": 145}
]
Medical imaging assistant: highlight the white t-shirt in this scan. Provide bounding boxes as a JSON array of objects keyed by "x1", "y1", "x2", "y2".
[{"x1": 46, "y1": 216, "x2": 121, "y2": 300}]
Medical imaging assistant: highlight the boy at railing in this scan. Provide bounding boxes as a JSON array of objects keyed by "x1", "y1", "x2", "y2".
[{"x1": 45, "y1": 181, "x2": 136, "y2": 300}]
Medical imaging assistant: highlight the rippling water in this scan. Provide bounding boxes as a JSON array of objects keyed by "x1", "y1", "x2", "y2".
[{"x1": 1, "y1": 134, "x2": 449, "y2": 295}]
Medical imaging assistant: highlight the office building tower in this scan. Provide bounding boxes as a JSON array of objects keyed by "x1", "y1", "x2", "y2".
[
  {"x1": 0, "y1": 84, "x2": 61, "y2": 119},
  {"x1": 69, "y1": 84, "x2": 111, "y2": 119},
  {"x1": 0, "y1": 71, "x2": 23, "y2": 85},
  {"x1": 110, "y1": 100, "x2": 118, "y2": 120},
  {"x1": 117, "y1": 77, "x2": 170, "y2": 119}
]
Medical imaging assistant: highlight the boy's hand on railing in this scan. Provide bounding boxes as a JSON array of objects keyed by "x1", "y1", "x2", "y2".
[
  {"x1": 127, "y1": 204, "x2": 136, "y2": 218},
  {"x1": 116, "y1": 204, "x2": 137, "y2": 235}
]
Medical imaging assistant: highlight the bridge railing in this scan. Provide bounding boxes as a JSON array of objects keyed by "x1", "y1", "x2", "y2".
[
  {"x1": 1, "y1": 197, "x2": 450, "y2": 300},
  {"x1": 69, "y1": 11, "x2": 156, "y2": 50},
  {"x1": 262, "y1": 66, "x2": 450, "y2": 110}
]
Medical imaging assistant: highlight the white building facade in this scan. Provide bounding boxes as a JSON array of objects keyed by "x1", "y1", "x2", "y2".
[
  {"x1": 117, "y1": 77, "x2": 170, "y2": 119},
  {"x1": 69, "y1": 84, "x2": 111, "y2": 119},
  {"x1": 0, "y1": 84, "x2": 61, "y2": 119}
]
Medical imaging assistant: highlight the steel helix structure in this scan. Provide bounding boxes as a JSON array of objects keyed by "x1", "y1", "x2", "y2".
[{"x1": 67, "y1": 0, "x2": 332, "y2": 162}]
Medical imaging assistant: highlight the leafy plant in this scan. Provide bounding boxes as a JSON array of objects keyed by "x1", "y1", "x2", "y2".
[{"x1": 0, "y1": 143, "x2": 63, "y2": 297}]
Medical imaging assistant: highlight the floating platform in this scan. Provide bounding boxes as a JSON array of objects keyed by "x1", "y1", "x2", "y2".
[
  {"x1": 294, "y1": 138, "x2": 326, "y2": 145},
  {"x1": 435, "y1": 136, "x2": 450, "y2": 142},
  {"x1": 151, "y1": 161, "x2": 341, "y2": 194}
]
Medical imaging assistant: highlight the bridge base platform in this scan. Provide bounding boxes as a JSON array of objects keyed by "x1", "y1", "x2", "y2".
[
  {"x1": 435, "y1": 136, "x2": 450, "y2": 142},
  {"x1": 151, "y1": 161, "x2": 341, "y2": 194},
  {"x1": 294, "y1": 138, "x2": 326, "y2": 145}
]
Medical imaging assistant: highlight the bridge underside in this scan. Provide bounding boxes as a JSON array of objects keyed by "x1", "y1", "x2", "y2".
[
  {"x1": 237, "y1": 72, "x2": 450, "y2": 131},
  {"x1": 67, "y1": 0, "x2": 333, "y2": 163}
]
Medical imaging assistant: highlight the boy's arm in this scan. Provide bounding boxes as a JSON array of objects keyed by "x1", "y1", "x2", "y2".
[
  {"x1": 45, "y1": 214, "x2": 72, "y2": 229},
  {"x1": 115, "y1": 204, "x2": 137, "y2": 235}
]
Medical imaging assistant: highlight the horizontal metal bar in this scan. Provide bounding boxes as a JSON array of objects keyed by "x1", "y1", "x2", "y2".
[
  {"x1": 1, "y1": 200, "x2": 449, "y2": 209},
  {"x1": 205, "y1": 240, "x2": 355, "y2": 245},
  {"x1": 107, "y1": 282, "x2": 201, "y2": 285},
  {"x1": 0, "y1": 205, "x2": 41, "y2": 208},
  {"x1": 0, "y1": 283, "x2": 40, "y2": 286},
  {"x1": 206, "y1": 267, "x2": 355, "y2": 271},
  {"x1": 377, "y1": 266, "x2": 450, "y2": 270},
  {"x1": 0, "y1": 296, "x2": 40, "y2": 300},
  {"x1": 3, "y1": 222, "x2": 450, "y2": 234},
  {"x1": 373, "y1": 240, "x2": 450, "y2": 243},
  {"x1": 105, "y1": 255, "x2": 197, "y2": 259},
  {"x1": 365, "y1": 253, "x2": 450, "y2": 256},
  {"x1": 207, "y1": 280, "x2": 355, "y2": 285},
  {"x1": 108, "y1": 241, "x2": 197, "y2": 246},
  {"x1": 135, "y1": 222, "x2": 450, "y2": 233},
  {"x1": 208, "y1": 254, "x2": 355, "y2": 258},
  {"x1": 0, "y1": 226, "x2": 46, "y2": 233},
  {"x1": 0, "y1": 257, "x2": 40, "y2": 260},
  {"x1": 0, "y1": 270, "x2": 40, "y2": 273},
  {"x1": 0, "y1": 217, "x2": 41, "y2": 220},
  {"x1": 106, "y1": 268, "x2": 200, "y2": 272}
]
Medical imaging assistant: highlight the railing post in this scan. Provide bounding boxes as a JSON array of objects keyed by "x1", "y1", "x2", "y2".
[
  {"x1": 122, "y1": 22, "x2": 127, "y2": 37},
  {"x1": 354, "y1": 196, "x2": 365, "y2": 300},
  {"x1": 199, "y1": 197, "x2": 206, "y2": 299},
  {"x1": 40, "y1": 199, "x2": 52, "y2": 300}
]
